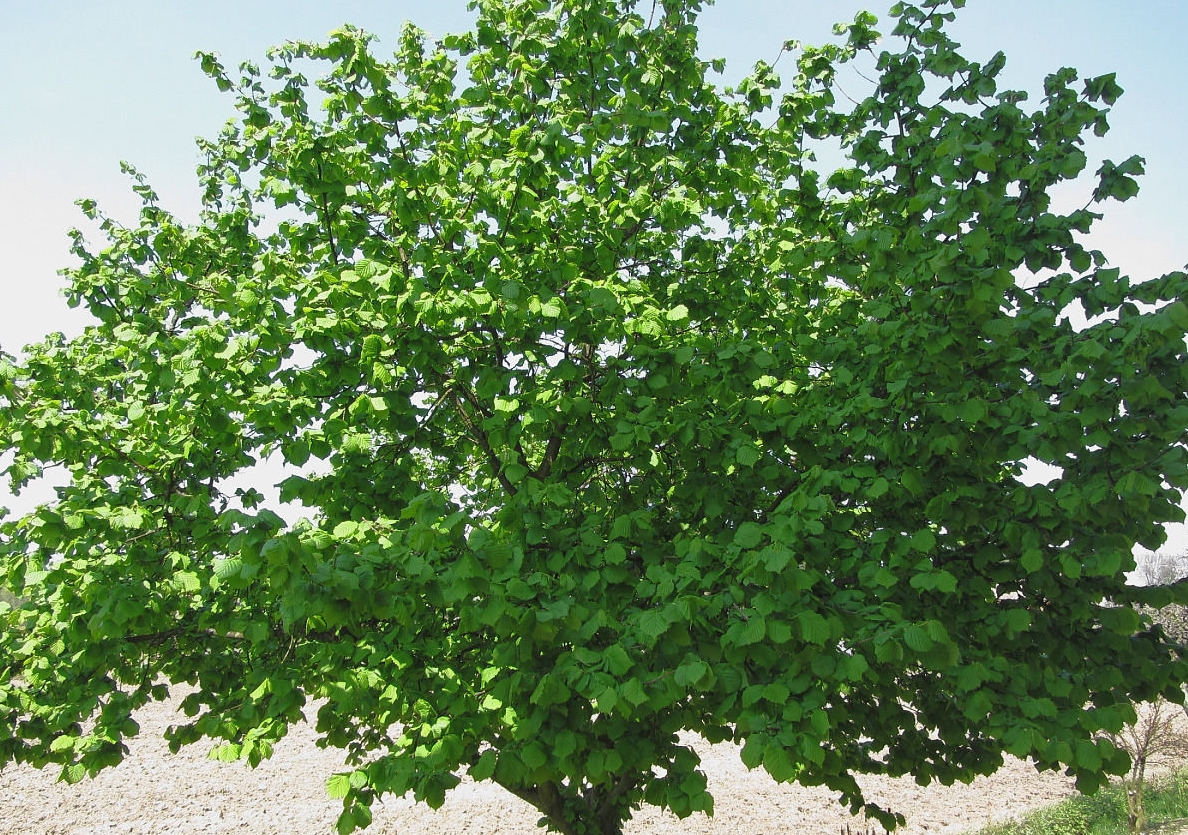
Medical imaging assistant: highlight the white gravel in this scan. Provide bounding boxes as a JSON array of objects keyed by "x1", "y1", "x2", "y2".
[{"x1": 0, "y1": 693, "x2": 1087, "y2": 835}]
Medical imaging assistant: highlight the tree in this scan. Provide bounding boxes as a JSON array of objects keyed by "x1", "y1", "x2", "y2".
[
  {"x1": 1136, "y1": 550, "x2": 1188, "y2": 587},
  {"x1": 1101, "y1": 698, "x2": 1188, "y2": 834},
  {"x1": 3, "y1": 1, "x2": 1188, "y2": 833}
]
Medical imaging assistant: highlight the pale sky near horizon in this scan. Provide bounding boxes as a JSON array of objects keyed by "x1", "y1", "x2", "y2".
[{"x1": 1, "y1": 1, "x2": 1186, "y2": 555}]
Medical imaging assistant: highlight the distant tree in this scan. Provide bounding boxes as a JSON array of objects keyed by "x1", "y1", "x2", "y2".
[
  {"x1": 1102, "y1": 699, "x2": 1188, "y2": 834},
  {"x1": 1137, "y1": 551, "x2": 1188, "y2": 588},
  {"x1": 3, "y1": 2, "x2": 1188, "y2": 834}
]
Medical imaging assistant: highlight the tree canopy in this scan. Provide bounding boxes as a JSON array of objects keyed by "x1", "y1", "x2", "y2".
[{"x1": 3, "y1": 1, "x2": 1188, "y2": 833}]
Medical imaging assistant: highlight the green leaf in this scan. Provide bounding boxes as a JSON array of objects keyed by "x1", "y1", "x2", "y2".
[
  {"x1": 212, "y1": 743, "x2": 241, "y2": 763},
  {"x1": 911, "y1": 529, "x2": 936, "y2": 552},
  {"x1": 620, "y1": 678, "x2": 648, "y2": 707},
  {"x1": 111, "y1": 507, "x2": 145, "y2": 530},
  {"x1": 840, "y1": 653, "x2": 870, "y2": 681},
  {"x1": 173, "y1": 571, "x2": 201, "y2": 593},
  {"x1": 737, "y1": 614, "x2": 766, "y2": 646},
  {"x1": 674, "y1": 658, "x2": 710, "y2": 688},
  {"x1": 530, "y1": 674, "x2": 570, "y2": 707},
  {"x1": 213, "y1": 558, "x2": 243, "y2": 583},
  {"x1": 1021, "y1": 550, "x2": 1043, "y2": 573},
  {"x1": 875, "y1": 637, "x2": 903, "y2": 664},
  {"x1": 734, "y1": 522, "x2": 763, "y2": 549},
  {"x1": 327, "y1": 772, "x2": 352, "y2": 800},
  {"x1": 763, "y1": 743, "x2": 800, "y2": 783},
  {"x1": 603, "y1": 644, "x2": 633, "y2": 677},
  {"x1": 586, "y1": 286, "x2": 619, "y2": 311},
  {"x1": 340, "y1": 432, "x2": 371, "y2": 455},
  {"x1": 333, "y1": 520, "x2": 359, "y2": 538},
  {"x1": 1074, "y1": 739, "x2": 1102, "y2": 771},
  {"x1": 503, "y1": 462, "x2": 529, "y2": 483},
  {"x1": 796, "y1": 611, "x2": 831, "y2": 645},
  {"x1": 666, "y1": 304, "x2": 690, "y2": 323},
  {"x1": 284, "y1": 437, "x2": 311, "y2": 466},
  {"x1": 1002, "y1": 608, "x2": 1032, "y2": 634},
  {"x1": 50, "y1": 734, "x2": 77, "y2": 753},
  {"x1": 933, "y1": 570, "x2": 957, "y2": 594},
  {"x1": 1166, "y1": 301, "x2": 1188, "y2": 331},
  {"x1": 735, "y1": 445, "x2": 762, "y2": 468},
  {"x1": 638, "y1": 609, "x2": 670, "y2": 642},
  {"x1": 470, "y1": 749, "x2": 497, "y2": 781},
  {"x1": 903, "y1": 625, "x2": 933, "y2": 652},
  {"x1": 958, "y1": 399, "x2": 987, "y2": 424},
  {"x1": 740, "y1": 736, "x2": 766, "y2": 770}
]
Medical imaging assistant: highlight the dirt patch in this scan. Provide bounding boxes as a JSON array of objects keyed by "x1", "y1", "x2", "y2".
[{"x1": 0, "y1": 693, "x2": 1095, "y2": 835}]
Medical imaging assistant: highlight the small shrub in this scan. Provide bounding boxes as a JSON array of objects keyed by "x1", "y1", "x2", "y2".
[
  {"x1": 966, "y1": 767, "x2": 1188, "y2": 835},
  {"x1": 1029, "y1": 803, "x2": 1091, "y2": 835},
  {"x1": 969, "y1": 795, "x2": 1095, "y2": 835}
]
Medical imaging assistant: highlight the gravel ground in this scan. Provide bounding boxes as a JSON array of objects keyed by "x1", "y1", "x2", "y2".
[{"x1": 0, "y1": 693, "x2": 1099, "y2": 835}]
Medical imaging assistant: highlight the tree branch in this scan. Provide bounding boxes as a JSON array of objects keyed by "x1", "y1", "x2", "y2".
[{"x1": 450, "y1": 389, "x2": 517, "y2": 495}]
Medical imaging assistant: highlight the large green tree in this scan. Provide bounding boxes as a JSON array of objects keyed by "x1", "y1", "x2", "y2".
[{"x1": 3, "y1": 1, "x2": 1188, "y2": 833}]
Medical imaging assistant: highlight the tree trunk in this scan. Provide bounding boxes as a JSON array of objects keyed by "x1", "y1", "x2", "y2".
[{"x1": 496, "y1": 776, "x2": 636, "y2": 835}]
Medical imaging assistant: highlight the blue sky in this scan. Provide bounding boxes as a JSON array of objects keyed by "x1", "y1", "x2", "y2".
[
  {"x1": 1, "y1": 0, "x2": 1186, "y2": 551},
  {"x1": 2, "y1": 1, "x2": 1184, "y2": 349}
]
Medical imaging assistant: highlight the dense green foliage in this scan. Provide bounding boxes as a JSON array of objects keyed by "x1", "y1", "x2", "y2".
[{"x1": 3, "y1": 1, "x2": 1188, "y2": 833}]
